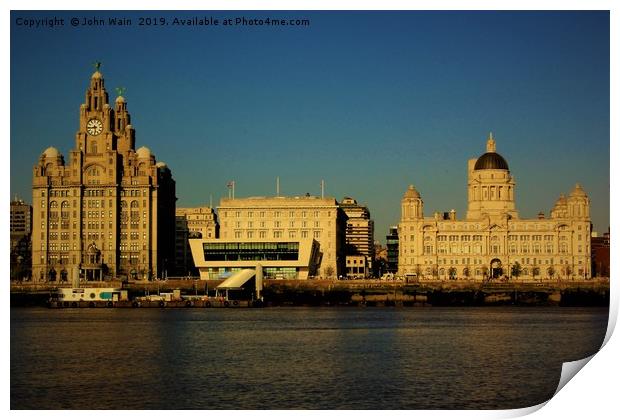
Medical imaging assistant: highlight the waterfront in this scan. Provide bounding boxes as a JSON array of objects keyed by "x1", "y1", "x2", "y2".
[{"x1": 11, "y1": 306, "x2": 607, "y2": 410}]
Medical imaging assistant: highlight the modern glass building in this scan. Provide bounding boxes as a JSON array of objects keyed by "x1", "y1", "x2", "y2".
[{"x1": 189, "y1": 238, "x2": 321, "y2": 280}]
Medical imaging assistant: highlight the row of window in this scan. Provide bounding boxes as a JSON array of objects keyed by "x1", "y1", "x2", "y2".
[
  {"x1": 45, "y1": 189, "x2": 149, "y2": 198},
  {"x1": 228, "y1": 230, "x2": 321, "y2": 239},
  {"x1": 226, "y1": 220, "x2": 323, "y2": 229},
  {"x1": 404, "y1": 223, "x2": 586, "y2": 232},
  {"x1": 417, "y1": 257, "x2": 580, "y2": 266},
  {"x1": 223, "y1": 210, "x2": 330, "y2": 218},
  {"x1": 415, "y1": 234, "x2": 580, "y2": 242},
  {"x1": 204, "y1": 242, "x2": 300, "y2": 251},
  {"x1": 412, "y1": 244, "x2": 581, "y2": 255}
]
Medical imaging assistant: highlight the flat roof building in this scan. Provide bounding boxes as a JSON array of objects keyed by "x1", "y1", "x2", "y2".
[
  {"x1": 386, "y1": 226, "x2": 399, "y2": 274},
  {"x1": 175, "y1": 207, "x2": 219, "y2": 276},
  {"x1": 217, "y1": 195, "x2": 347, "y2": 278},
  {"x1": 189, "y1": 238, "x2": 321, "y2": 280},
  {"x1": 10, "y1": 198, "x2": 32, "y2": 281},
  {"x1": 340, "y1": 197, "x2": 374, "y2": 277}
]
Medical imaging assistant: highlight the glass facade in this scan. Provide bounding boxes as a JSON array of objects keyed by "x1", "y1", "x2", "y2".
[
  {"x1": 386, "y1": 227, "x2": 399, "y2": 273},
  {"x1": 264, "y1": 267, "x2": 297, "y2": 279},
  {"x1": 203, "y1": 242, "x2": 300, "y2": 261}
]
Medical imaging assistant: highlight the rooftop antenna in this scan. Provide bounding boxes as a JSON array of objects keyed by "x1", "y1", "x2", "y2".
[
  {"x1": 321, "y1": 179, "x2": 325, "y2": 199},
  {"x1": 276, "y1": 176, "x2": 280, "y2": 197},
  {"x1": 209, "y1": 194, "x2": 213, "y2": 208}
]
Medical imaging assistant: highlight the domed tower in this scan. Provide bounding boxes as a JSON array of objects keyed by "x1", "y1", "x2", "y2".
[
  {"x1": 566, "y1": 183, "x2": 590, "y2": 219},
  {"x1": 401, "y1": 185, "x2": 424, "y2": 220},
  {"x1": 466, "y1": 133, "x2": 518, "y2": 220},
  {"x1": 551, "y1": 194, "x2": 568, "y2": 218}
]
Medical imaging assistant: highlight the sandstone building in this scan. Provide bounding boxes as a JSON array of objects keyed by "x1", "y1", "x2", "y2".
[
  {"x1": 398, "y1": 134, "x2": 591, "y2": 281},
  {"x1": 31, "y1": 68, "x2": 176, "y2": 283},
  {"x1": 175, "y1": 206, "x2": 219, "y2": 276},
  {"x1": 217, "y1": 195, "x2": 347, "y2": 277}
]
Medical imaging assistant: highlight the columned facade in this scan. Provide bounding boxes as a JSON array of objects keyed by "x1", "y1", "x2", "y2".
[{"x1": 398, "y1": 134, "x2": 592, "y2": 281}]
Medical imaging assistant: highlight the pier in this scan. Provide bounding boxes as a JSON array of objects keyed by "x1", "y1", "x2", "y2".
[{"x1": 10, "y1": 277, "x2": 610, "y2": 308}]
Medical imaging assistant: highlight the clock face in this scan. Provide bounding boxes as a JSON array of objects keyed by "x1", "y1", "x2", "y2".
[{"x1": 86, "y1": 119, "x2": 103, "y2": 136}]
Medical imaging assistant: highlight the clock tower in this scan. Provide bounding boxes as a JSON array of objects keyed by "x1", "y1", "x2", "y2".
[{"x1": 32, "y1": 66, "x2": 176, "y2": 284}]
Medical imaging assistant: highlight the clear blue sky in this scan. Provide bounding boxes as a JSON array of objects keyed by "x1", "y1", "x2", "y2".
[{"x1": 10, "y1": 11, "x2": 610, "y2": 240}]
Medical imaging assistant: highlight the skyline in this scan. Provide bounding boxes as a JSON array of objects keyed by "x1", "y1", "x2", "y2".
[{"x1": 10, "y1": 11, "x2": 610, "y2": 237}]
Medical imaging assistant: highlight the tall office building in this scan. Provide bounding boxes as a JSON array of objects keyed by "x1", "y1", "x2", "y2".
[
  {"x1": 10, "y1": 198, "x2": 32, "y2": 280},
  {"x1": 386, "y1": 226, "x2": 399, "y2": 274},
  {"x1": 31, "y1": 67, "x2": 176, "y2": 283},
  {"x1": 398, "y1": 134, "x2": 591, "y2": 281},
  {"x1": 339, "y1": 197, "x2": 374, "y2": 277}
]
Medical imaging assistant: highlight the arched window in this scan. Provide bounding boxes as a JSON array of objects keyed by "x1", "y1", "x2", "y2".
[{"x1": 60, "y1": 201, "x2": 70, "y2": 219}]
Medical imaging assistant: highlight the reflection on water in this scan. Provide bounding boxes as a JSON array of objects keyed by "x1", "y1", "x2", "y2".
[{"x1": 11, "y1": 307, "x2": 608, "y2": 409}]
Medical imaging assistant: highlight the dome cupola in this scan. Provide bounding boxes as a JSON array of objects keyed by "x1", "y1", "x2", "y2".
[
  {"x1": 403, "y1": 184, "x2": 421, "y2": 199},
  {"x1": 474, "y1": 133, "x2": 509, "y2": 170}
]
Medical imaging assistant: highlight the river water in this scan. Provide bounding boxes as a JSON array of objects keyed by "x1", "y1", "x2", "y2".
[{"x1": 11, "y1": 306, "x2": 608, "y2": 410}]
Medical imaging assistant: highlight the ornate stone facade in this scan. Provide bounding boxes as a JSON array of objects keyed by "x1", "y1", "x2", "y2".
[
  {"x1": 31, "y1": 68, "x2": 176, "y2": 283},
  {"x1": 398, "y1": 134, "x2": 591, "y2": 281}
]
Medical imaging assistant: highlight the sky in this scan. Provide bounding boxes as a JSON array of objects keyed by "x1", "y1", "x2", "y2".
[{"x1": 10, "y1": 10, "x2": 610, "y2": 241}]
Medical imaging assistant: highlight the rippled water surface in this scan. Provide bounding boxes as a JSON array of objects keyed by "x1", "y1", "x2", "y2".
[{"x1": 11, "y1": 306, "x2": 608, "y2": 409}]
